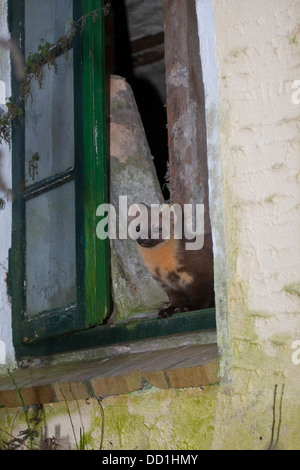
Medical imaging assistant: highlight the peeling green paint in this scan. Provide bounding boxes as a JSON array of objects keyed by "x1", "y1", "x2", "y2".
[
  {"x1": 228, "y1": 47, "x2": 248, "y2": 59},
  {"x1": 265, "y1": 193, "x2": 279, "y2": 204},
  {"x1": 247, "y1": 311, "x2": 272, "y2": 319},
  {"x1": 271, "y1": 334, "x2": 292, "y2": 347},
  {"x1": 284, "y1": 283, "x2": 300, "y2": 297}
]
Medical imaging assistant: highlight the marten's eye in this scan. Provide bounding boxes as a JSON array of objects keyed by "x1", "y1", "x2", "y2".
[{"x1": 136, "y1": 224, "x2": 140, "y2": 233}]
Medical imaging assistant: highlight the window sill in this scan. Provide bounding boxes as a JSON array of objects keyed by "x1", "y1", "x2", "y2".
[{"x1": 0, "y1": 342, "x2": 219, "y2": 408}]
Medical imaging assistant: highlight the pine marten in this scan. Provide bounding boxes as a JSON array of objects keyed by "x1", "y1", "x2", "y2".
[{"x1": 129, "y1": 203, "x2": 215, "y2": 318}]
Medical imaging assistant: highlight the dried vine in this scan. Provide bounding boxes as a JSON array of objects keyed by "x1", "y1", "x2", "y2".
[
  {"x1": 0, "y1": 3, "x2": 110, "y2": 210},
  {"x1": 0, "y1": 3, "x2": 111, "y2": 148}
]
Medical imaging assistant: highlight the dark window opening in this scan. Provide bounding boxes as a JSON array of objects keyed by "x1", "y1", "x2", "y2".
[
  {"x1": 106, "y1": 0, "x2": 170, "y2": 201},
  {"x1": 106, "y1": 0, "x2": 214, "y2": 295}
]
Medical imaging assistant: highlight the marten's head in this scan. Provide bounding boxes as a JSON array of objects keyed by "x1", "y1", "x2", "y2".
[{"x1": 128, "y1": 203, "x2": 182, "y2": 248}]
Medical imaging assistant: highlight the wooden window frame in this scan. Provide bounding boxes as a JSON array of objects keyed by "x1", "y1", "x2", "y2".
[
  {"x1": 9, "y1": 0, "x2": 216, "y2": 360},
  {"x1": 9, "y1": 0, "x2": 110, "y2": 353}
]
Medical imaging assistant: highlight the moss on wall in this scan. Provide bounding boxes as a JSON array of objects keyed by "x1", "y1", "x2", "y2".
[
  {"x1": 209, "y1": 0, "x2": 300, "y2": 451},
  {"x1": 0, "y1": 386, "x2": 218, "y2": 450}
]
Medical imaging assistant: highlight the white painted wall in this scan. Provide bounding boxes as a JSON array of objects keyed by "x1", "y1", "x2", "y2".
[
  {"x1": 197, "y1": 0, "x2": 300, "y2": 448},
  {"x1": 0, "y1": 0, "x2": 14, "y2": 369},
  {"x1": 213, "y1": 0, "x2": 300, "y2": 339},
  {"x1": 196, "y1": 0, "x2": 232, "y2": 380},
  {"x1": 197, "y1": 0, "x2": 300, "y2": 369}
]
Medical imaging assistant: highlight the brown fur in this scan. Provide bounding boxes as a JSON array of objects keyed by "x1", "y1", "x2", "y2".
[{"x1": 131, "y1": 206, "x2": 215, "y2": 318}]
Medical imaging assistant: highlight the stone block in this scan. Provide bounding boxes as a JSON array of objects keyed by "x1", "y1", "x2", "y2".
[{"x1": 109, "y1": 75, "x2": 168, "y2": 321}]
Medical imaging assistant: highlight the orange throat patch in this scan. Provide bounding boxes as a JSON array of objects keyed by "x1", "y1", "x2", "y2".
[{"x1": 138, "y1": 239, "x2": 193, "y2": 288}]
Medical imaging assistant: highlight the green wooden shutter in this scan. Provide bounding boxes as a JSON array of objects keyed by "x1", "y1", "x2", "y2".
[
  {"x1": 9, "y1": 0, "x2": 110, "y2": 348},
  {"x1": 82, "y1": 0, "x2": 110, "y2": 326}
]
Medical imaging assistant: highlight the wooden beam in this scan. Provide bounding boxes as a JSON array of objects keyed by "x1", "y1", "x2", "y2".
[
  {"x1": 131, "y1": 32, "x2": 165, "y2": 67},
  {"x1": 130, "y1": 31, "x2": 164, "y2": 55},
  {"x1": 132, "y1": 44, "x2": 164, "y2": 67},
  {"x1": 163, "y1": 0, "x2": 211, "y2": 233}
]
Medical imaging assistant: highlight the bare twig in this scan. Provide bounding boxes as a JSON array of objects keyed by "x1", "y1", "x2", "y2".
[
  {"x1": 268, "y1": 383, "x2": 285, "y2": 450},
  {"x1": 274, "y1": 383, "x2": 285, "y2": 449},
  {"x1": 7, "y1": 370, "x2": 35, "y2": 450},
  {"x1": 0, "y1": 427, "x2": 32, "y2": 451},
  {"x1": 96, "y1": 397, "x2": 105, "y2": 451},
  {"x1": 58, "y1": 382, "x2": 79, "y2": 450}
]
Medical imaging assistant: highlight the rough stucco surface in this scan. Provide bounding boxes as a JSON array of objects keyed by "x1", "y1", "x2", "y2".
[{"x1": 211, "y1": 0, "x2": 300, "y2": 449}]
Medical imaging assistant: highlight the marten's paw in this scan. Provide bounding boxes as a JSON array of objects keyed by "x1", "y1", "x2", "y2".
[{"x1": 157, "y1": 305, "x2": 189, "y2": 319}]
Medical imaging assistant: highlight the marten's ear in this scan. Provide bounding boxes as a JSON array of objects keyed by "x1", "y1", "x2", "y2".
[
  {"x1": 160, "y1": 204, "x2": 178, "y2": 225},
  {"x1": 128, "y1": 203, "x2": 150, "y2": 240},
  {"x1": 128, "y1": 203, "x2": 141, "y2": 222}
]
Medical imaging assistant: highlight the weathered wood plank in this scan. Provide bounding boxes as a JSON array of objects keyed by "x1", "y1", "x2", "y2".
[{"x1": 163, "y1": 0, "x2": 211, "y2": 233}]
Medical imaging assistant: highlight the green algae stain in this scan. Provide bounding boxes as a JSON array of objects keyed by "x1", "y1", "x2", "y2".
[{"x1": 284, "y1": 283, "x2": 300, "y2": 297}]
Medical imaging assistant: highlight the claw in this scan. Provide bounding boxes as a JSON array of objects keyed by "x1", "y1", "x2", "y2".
[{"x1": 157, "y1": 305, "x2": 187, "y2": 319}]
